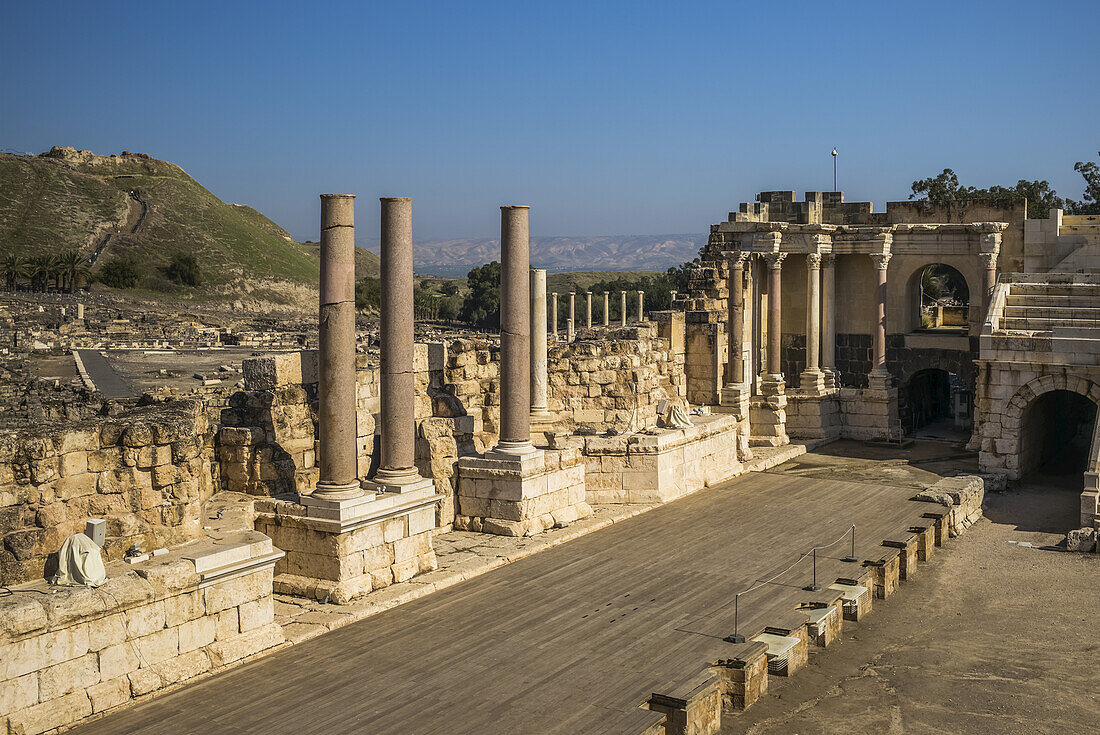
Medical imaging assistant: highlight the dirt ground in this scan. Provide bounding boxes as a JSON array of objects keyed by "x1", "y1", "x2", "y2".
[{"x1": 722, "y1": 479, "x2": 1100, "y2": 735}]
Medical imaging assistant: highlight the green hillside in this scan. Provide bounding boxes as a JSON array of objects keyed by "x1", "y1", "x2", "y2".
[{"x1": 0, "y1": 147, "x2": 380, "y2": 297}]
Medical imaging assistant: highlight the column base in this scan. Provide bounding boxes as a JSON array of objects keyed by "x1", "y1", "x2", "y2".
[
  {"x1": 718, "y1": 383, "x2": 751, "y2": 419},
  {"x1": 799, "y1": 368, "x2": 828, "y2": 395},
  {"x1": 487, "y1": 439, "x2": 540, "y2": 459},
  {"x1": 749, "y1": 377, "x2": 788, "y2": 446},
  {"x1": 300, "y1": 478, "x2": 438, "y2": 531},
  {"x1": 823, "y1": 368, "x2": 838, "y2": 389},
  {"x1": 456, "y1": 448, "x2": 590, "y2": 537},
  {"x1": 311, "y1": 480, "x2": 365, "y2": 502},
  {"x1": 867, "y1": 369, "x2": 893, "y2": 392},
  {"x1": 361, "y1": 470, "x2": 434, "y2": 496}
]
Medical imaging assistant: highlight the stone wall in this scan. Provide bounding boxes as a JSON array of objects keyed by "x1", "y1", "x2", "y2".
[
  {"x1": 0, "y1": 516, "x2": 282, "y2": 735},
  {"x1": 0, "y1": 400, "x2": 216, "y2": 587}
]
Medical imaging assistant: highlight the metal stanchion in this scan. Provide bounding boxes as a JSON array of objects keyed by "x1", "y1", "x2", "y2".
[
  {"x1": 724, "y1": 592, "x2": 746, "y2": 643},
  {"x1": 804, "y1": 548, "x2": 822, "y2": 591},
  {"x1": 842, "y1": 524, "x2": 858, "y2": 562}
]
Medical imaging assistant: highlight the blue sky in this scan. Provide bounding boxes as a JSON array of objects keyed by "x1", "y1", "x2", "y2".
[{"x1": 2, "y1": 1, "x2": 1098, "y2": 242}]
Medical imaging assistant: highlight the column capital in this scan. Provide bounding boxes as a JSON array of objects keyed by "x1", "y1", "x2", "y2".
[
  {"x1": 980, "y1": 251, "x2": 998, "y2": 270},
  {"x1": 763, "y1": 252, "x2": 787, "y2": 270},
  {"x1": 821, "y1": 253, "x2": 836, "y2": 267},
  {"x1": 979, "y1": 231, "x2": 1002, "y2": 252},
  {"x1": 722, "y1": 250, "x2": 751, "y2": 269},
  {"x1": 869, "y1": 253, "x2": 892, "y2": 271},
  {"x1": 806, "y1": 253, "x2": 822, "y2": 269}
]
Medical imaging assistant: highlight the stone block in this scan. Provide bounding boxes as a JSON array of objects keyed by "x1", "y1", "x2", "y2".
[
  {"x1": 238, "y1": 598, "x2": 274, "y2": 633},
  {"x1": 134, "y1": 627, "x2": 179, "y2": 666},
  {"x1": 87, "y1": 675, "x2": 130, "y2": 713},
  {"x1": 178, "y1": 615, "x2": 216, "y2": 653},
  {"x1": 7, "y1": 690, "x2": 91, "y2": 735},
  {"x1": 0, "y1": 672, "x2": 39, "y2": 717},
  {"x1": 98, "y1": 642, "x2": 141, "y2": 680},
  {"x1": 37, "y1": 651, "x2": 100, "y2": 701},
  {"x1": 206, "y1": 623, "x2": 282, "y2": 668}
]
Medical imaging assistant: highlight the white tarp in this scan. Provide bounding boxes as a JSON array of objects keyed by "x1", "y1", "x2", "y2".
[{"x1": 55, "y1": 532, "x2": 107, "y2": 587}]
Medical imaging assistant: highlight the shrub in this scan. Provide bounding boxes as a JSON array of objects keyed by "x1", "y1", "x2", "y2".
[
  {"x1": 98, "y1": 258, "x2": 143, "y2": 288},
  {"x1": 164, "y1": 252, "x2": 201, "y2": 286}
]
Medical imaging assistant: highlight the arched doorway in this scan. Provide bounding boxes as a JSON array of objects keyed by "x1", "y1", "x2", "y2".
[
  {"x1": 902, "y1": 368, "x2": 970, "y2": 438},
  {"x1": 1020, "y1": 390, "x2": 1098, "y2": 481},
  {"x1": 907, "y1": 264, "x2": 970, "y2": 332}
]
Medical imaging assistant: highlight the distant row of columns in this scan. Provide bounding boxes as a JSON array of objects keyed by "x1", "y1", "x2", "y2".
[{"x1": 547, "y1": 289, "x2": 647, "y2": 337}]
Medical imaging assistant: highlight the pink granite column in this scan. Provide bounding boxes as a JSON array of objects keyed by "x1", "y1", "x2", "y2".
[
  {"x1": 315, "y1": 194, "x2": 361, "y2": 500},
  {"x1": 495, "y1": 206, "x2": 534, "y2": 455},
  {"x1": 375, "y1": 197, "x2": 422, "y2": 487}
]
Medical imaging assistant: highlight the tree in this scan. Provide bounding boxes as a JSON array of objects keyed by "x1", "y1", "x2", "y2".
[
  {"x1": 459, "y1": 261, "x2": 501, "y2": 328},
  {"x1": 909, "y1": 168, "x2": 1064, "y2": 218},
  {"x1": 56, "y1": 250, "x2": 88, "y2": 293},
  {"x1": 2, "y1": 254, "x2": 25, "y2": 290},
  {"x1": 27, "y1": 254, "x2": 58, "y2": 292},
  {"x1": 99, "y1": 258, "x2": 143, "y2": 289},
  {"x1": 1067, "y1": 152, "x2": 1100, "y2": 215},
  {"x1": 355, "y1": 277, "x2": 381, "y2": 311},
  {"x1": 164, "y1": 252, "x2": 201, "y2": 286},
  {"x1": 439, "y1": 280, "x2": 460, "y2": 297}
]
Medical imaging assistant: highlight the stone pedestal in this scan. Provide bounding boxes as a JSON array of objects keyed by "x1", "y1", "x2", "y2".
[
  {"x1": 456, "y1": 449, "x2": 590, "y2": 537},
  {"x1": 749, "y1": 377, "x2": 788, "y2": 446}
]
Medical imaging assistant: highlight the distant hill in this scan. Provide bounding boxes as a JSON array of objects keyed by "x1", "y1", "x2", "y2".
[
  {"x1": 367, "y1": 234, "x2": 705, "y2": 277},
  {"x1": 0, "y1": 146, "x2": 380, "y2": 304}
]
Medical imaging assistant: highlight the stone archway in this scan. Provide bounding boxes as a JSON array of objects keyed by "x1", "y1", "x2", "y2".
[
  {"x1": 904, "y1": 263, "x2": 972, "y2": 333},
  {"x1": 1000, "y1": 373, "x2": 1100, "y2": 527}
]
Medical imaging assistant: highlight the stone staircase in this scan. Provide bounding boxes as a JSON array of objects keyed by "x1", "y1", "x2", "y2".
[{"x1": 1000, "y1": 281, "x2": 1100, "y2": 334}]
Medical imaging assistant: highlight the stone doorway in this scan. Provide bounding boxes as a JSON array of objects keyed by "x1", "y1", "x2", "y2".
[
  {"x1": 1020, "y1": 390, "x2": 1098, "y2": 483},
  {"x1": 902, "y1": 368, "x2": 969, "y2": 439}
]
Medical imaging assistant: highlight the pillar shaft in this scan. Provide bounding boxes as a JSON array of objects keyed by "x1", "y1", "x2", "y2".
[
  {"x1": 377, "y1": 197, "x2": 420, "y2": 484},
  {"x1": 569, "y1": 292, "x2": 575, "y2": 326},
  {"x1": 870, "y1": 253, "x2": 891, "y2": 377},
  {"x1": 620, "y1": 291, "x2": 627, "y2": 327},
  {"x1": 551, "y1": 293, "x2": 558, "y2": 338},
  {"x1": 316, "y1": 194, "x2": 360, "y2": 499},
  {"x1": 765, "y1": 254, "x2": 785, "y2": 378},
  {"x1": 531, "y1": 269, "x2": 549, "y2": 415},
  {"x1": 983, "y1": 253, "x2": 998, "y2": 304},
  {"x1": 637, "y1": 291, "x2": 644, "y2": 321},
  {"x1": 585, "y1": 291, "x2": 592, "y2": 328},
  {"x1": 822, "y1": 254, "x2": 836, "y2": 385},
  {"x1": 496, "y1": 206, "x2": 533, "y2": 453},
  {"x1": 602, "y1": 292, "x2": 609, "y2": 327},
  {"x1": 727, "y1": 257, "x2": 745, "y2": 386},
  {"x1": 805, "y1": 254, "x2": 821, "y2": 371}
]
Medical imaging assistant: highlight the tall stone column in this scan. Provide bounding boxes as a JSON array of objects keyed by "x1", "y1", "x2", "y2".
[
  {"x1": 869, "y1": 253, "x2": 892, "y2": 388},
  {"x1": 494, "y1": 206, "x2": 534, "y2": 456},
  {"x1": 550, "y1": 292, "x2": 558, "y2": 340},
  {"x1": 585, "y1": 291, "x2": 593, "y2": 329},
  {"x1": 764, "y1": 253, "x2": 786, "y2": 380},
  {"x1": 800, "y1": 253, "x2": 826, "y2": 394},
  {"x1": 821, "y1": 254, "x2": 837, "y2": 389},
  {"x1": 720, "y1": 253, "x2": 750, "y2": 412},
  {"x1": 982, "y1": 252, "x2": 998, "y2": 304},
  {"x1": 602, "y1": 291, "x2": 609, "y2": 327},
  {"x1": 620, "y1": 291, "x2": 627, "y2": 327},
  {"x1": 569, "y1": 292, "x2": 576, "y2": 333},
  {"x1": 637, "y1": 290, "x2": 644, "y2": 322},
  {"x1": 530, "y1": 268, "x2": 551, "y2": 420},
  {"x1": 670, "y1": 289, "x2": 677, "y2": 303},
  {"x1": 374, "y1": 196, "x2": 426, "y2": 491},
  {"x1": 313, "y1": 194, "x2": 362, "y2": 501}
]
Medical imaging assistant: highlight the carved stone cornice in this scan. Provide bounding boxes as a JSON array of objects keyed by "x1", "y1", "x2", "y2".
[{"x1": 752, "y1": 230, "x2": 783, "y2": 252}]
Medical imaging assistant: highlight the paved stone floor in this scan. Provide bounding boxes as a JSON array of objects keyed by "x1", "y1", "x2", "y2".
[
  {"x1": 73, "y1": 441, "x2": 956, "y2": 735},
  {"x1": 722, "y1": 481, "x2": 1100, "y2": 735}
]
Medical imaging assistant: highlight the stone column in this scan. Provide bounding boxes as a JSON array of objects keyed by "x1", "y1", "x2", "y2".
[
  {"x1": 637, "y1": 291, "x2": 644, "y2": 322},
  {"x1": 764, "y1": 253, "x2": 786, "y2": 380},
  {"x1": 800, "y1": 253, "x2": 826, "y2": 394},
  {"x1": 76, "y1": 303, "x2": 84, "y2": 320},
  {"x1": 530, "y1": 268, "x2": 551, "y2": 420},
  {"x1": 620, "y1": 291, "x2": 627, "y2": 327},
  {"x1": 585, "y1": 291, "x2": 593, "y2": 329},
  {"x1": 670, "y1": 289, "x2": 677, "y2": 304},
  {"x1": 568, "y1": 292, "x2": 576, "y2": 334},
  {"x1": 602, "y1": 291, "x2": 609, "y2": 327},
  {"x1": 821, "y1": 254, "x2": 837, "y2": 389},
  {"x1": 374, "y1": 196, "x2": 425, "y2": 490},
  {"x1": 314, "y1": 194, "x2": 362, "y2": 501},
  {"x1": 494, "y1": 206, "x2": 534, "y2": 456},
  {"x1": 551, "y1": 292, "x2": 558, "y2": 340},
  {"x1": 720, "y1": 253, "x2": 750, "y2": 411},
  {"x1": 567, "y1": 318, "x2": 575, "y2": 341},
  {"x1": 869, "y1": 253, "x2": 892, "y2": 387},
  {"x1": 982, "y1": 252, "x2": 998, "y2": 305}
]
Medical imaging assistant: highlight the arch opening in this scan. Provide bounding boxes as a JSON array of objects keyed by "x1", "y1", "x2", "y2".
[
  {"x1": 1020, "y1": 390, "x2": 1097, "y2": 483},
  {"x1": 901, "y1": 368, "x2": 970, "y2": 438},
  {"x1": 907, "y1": 263, "x2": 970, "y2": 332}
]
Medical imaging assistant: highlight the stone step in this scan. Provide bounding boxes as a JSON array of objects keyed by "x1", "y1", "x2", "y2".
[
  {"x1": 1009, "y1": 284, "x2": 1100, "y2": 298},
  {"x1": 1003, "y1": 305, "x2": 1100, "y2": 319},
  {"x1": 1005, "y1": 295, "x2": 1100, "y2": 308},
  {"x1": 1001, "y1": 316, "x2": 1100, "y2": 330}
]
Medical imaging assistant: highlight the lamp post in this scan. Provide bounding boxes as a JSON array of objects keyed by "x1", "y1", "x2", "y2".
[{"x1": 832, "y1": 148, "x2": 838, "y2": 192}]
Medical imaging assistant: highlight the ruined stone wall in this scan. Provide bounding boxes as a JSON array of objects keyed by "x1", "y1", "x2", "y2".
[
  {"x1": 0, "y1": 400, "x2": 216, "y2": 586},
  {"x1": 0, "y1": 532, "x2": 282, "y2": 734}
]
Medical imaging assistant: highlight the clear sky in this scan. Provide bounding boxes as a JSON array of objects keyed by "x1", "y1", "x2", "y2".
[{"x1": 2, "y1": 1, "x2": 1098, "y2": 242}]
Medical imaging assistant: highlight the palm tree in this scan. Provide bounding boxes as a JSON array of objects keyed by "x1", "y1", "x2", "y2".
[
  {"x1": 56, "y1": 250, "x2": 88, "y2": 293},
  {"x1": 1, "y1": 253, "x2": 25, "y2": 291},
  {"x1": 27, "y1": 254, "x2": 57, "y2": 292}
]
